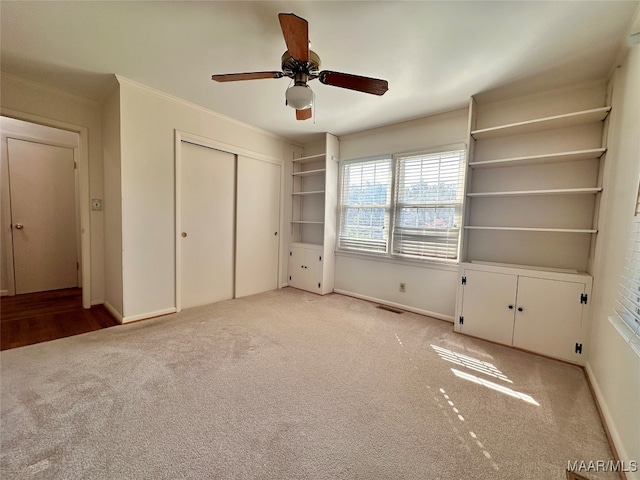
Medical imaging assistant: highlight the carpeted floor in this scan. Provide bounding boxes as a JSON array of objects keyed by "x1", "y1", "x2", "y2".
[{"x1": 1, "y1": 288, "x2": 617, "y2": 479}]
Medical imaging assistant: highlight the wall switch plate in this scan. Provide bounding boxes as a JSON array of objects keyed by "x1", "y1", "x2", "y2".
[{"x1": 91, "y1": 199, "x2": 102, "y2": 211}]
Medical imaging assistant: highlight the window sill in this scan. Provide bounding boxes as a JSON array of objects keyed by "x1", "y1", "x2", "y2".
[
  {"x1": 608, "y1": 316, "x2": 640, "y2": 358},
  {"x1": 335, "y1": 249, "x2": 459, "y2": 272}
]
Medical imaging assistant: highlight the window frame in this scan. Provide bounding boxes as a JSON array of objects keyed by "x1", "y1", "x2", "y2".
[{"x1": 337, "y1": 144, "x2": 467, "y2": 265}]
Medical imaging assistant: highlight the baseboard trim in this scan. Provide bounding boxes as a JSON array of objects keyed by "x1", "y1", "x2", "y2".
[
  {"x1": 584, "y1": 363, "x2": 632, "y2": 480},
  {"x1": 122, "y1": 307, "x2": 177, "y2": 324},
  {"x1": 333, "y1": 289, "x2": 454, "y2": 322},
  {"x1": 103, "y1": 301, "x2": 124, "y2": 324},
  {"x1": 0, "y1": 289, "x2": 8, "y2": 297}
]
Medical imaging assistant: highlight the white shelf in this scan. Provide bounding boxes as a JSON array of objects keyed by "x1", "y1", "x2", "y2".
[
  {"x1": 469, "y1": 148, "x2": 606, "y2": 169},
  {"x1": 291, "y1": 190, "x2": 325, "y2": 196},
  {"x1": 464, "y1": 226, "x2": 598, "y2": 233},
  {"x1": 292, "y1": 153, "x2": 325, "y2": 164},
  {"x1": 471, "y1": 107, "x2": 611, "y2": 139},
  {"x1": 291, "y1": 220, "x2": 324, "y2": 225},
  {"x1": 467, "y1": 187, "x2": 602, "y2": 198},
  {"x1": 292, "y1": 168, "x2": 326, "y2": 177}
]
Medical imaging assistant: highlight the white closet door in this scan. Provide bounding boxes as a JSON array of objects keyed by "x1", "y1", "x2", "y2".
[
  {"x1": 8, "y1": 138, "x2": 78, "y2": 294},
  {"x1": 179, "y1": 142, "x2": 235, "y2": 309},
  {"x1": 235, "y1": 156, "x2": 281, "y2": 297}
]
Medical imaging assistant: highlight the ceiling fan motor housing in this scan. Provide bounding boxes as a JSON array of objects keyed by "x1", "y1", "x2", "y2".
[{"x1": 281, "y1": 50, "x2": 321, "y2": 81}]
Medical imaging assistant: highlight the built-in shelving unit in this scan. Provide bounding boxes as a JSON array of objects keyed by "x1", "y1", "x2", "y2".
[
  {"x1": 288, "y1": 133, "x2": 339, "y2": 295},
  {"x1": 462, "y1": 86, "x2": 611, "y2": 272},
  {"x1": 455, "y1": 83, "x2": 611, "y2": 364}
]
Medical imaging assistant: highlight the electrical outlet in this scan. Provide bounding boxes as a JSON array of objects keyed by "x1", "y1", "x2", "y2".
[{"x1": 399, "y1": 282, "x2": 406, "y2": 293}]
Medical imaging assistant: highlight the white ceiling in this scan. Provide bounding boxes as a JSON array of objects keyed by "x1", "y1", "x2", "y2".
[{"x1": 2, "y1": 1, "x2": 639, "y2": 143}]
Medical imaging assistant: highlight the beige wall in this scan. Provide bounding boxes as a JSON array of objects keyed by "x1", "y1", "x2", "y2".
[
  {"x1": 116, "y1": 77, "x2": 293, "y2": 320},
  {"x1": 335, "y1": 108, "x2": 469, "y2": 320},
  {"x1": 101, "y1": 82, "x2": 123, "y2": 318},
  {"x1": 0, "y1": 74, "x2": 105, "y2": 306},
  {"x1": 588, "y1": 43, "x2": 640, "y2": 476}
]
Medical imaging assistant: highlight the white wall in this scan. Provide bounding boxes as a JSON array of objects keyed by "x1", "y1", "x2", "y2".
[
  {"x1": 0, "y1": 74, "x2": 104, "y2": 306},
  {"x1": 335, "y1": 108, "x2": 469, "y2": 320},
  {"x1": 587, "y1": 43, "x2": 640, "y2": 477},
  {"x1": 116, "y1": 77, "x2": 293, "y2": 320},
  {"x1": 101, "y1": 83, "x2": 123, "y2": 318}
]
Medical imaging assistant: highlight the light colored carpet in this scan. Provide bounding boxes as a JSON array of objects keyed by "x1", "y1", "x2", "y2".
[{"x1": 1, "y1": 288, "x2": 616, "y2": 479}]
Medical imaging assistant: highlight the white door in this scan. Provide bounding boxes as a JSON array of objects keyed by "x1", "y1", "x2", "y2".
[
  {"x1": 460, "y1": 269, "x2": 518, "y2": 345},
  {"x1": 235, "y1": 156, "x2": 281, "y2": 297},
  {"x1": 179, "y1": 141, "x2": 235, "y2": 309},
  {"x1": 512, "y1": 276, "x2": 585, "y2": 362},
  {"x1": 288, "y1": 245, "x2": 305, "y2": 290},
  {"x1": 8, "y1": 138, "x2": 78, "y2": 294}
]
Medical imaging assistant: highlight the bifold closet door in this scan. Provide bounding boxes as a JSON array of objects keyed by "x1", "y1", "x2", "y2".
[
  {"x1": 235, "y1": 156, "x2": 281, "y2": 297},
  {"x1": 179, "y1": 141, "x2": 235, "y2": 309}
]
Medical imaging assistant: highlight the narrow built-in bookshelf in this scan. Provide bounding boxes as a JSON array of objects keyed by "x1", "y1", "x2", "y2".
[{"x1": 288, "y1": 134, "x2": 339, "y2": 295}]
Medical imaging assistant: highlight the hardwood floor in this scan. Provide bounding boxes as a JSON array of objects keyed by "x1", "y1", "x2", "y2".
[{"x1": 1, "y1": 288, "x2": 119, "y2": 351}]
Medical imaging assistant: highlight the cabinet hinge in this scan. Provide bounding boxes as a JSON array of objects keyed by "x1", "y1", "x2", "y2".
[
  {"x1": 289, "y1": 275, "x2": 291, "y2": 281},
  {"x1": 319, "y1": 255, "x2": 322, "y2": 262},
  {"x1": 74, "y1": 161, "x2": 77, "y2": 169},
  {"x1": 459, "y1": 316, "x2": 464, "y2": 325},
  {"x1": 461, "y1": 276, "x2": 467, "y2": 285},
  {"x1": 580, "y1": 293, "x2": 588, "y2": 304},
  {"x1": 289, "y1": 251, "x2": 292, "y2": 256},
  {"x1": 318, "y1": 282, "x2": 321, "y2": 289},
  {"x1": 77, "y1": 262, "x2": 79, "y2": 270},
  {"x1": 575, "y1": 343, "x2": 583, "y2": 354}
]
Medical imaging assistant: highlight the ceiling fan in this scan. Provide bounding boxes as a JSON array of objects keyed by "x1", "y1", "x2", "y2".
[{"x1": 211, "y1": 13, "x2": 389, "y2": 121}]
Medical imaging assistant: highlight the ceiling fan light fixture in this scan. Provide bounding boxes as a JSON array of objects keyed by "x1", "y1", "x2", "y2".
[{"x1": 286, "y1": 83, "x2": 314, "y2": 110}]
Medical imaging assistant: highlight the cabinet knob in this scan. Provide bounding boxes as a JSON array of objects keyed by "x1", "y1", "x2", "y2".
[
  {"x1": 517, "y1": 307, "x2": 523, "y2": 312},
  {"x1": 508, "y1": 305, "x2": 514, "y2": 310}
]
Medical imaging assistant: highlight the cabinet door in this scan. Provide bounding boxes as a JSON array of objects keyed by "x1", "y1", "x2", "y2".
[
  {"x1": 304, "y1": 248, "x2": 322, "y2": 293},
  {"x1": 288, "y1": 246, "x2": 305, "y2": 290},
  {"x1": 512, "y1": 276, "x2": 585, "y2": 362},
  {"x1": 460, "y1": 269, "x2": 518, "y2": 345}
]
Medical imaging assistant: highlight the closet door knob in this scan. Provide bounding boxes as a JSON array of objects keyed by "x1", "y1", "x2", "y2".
[
  {"x1": 517, "y1": 307, "x2": 523, "y2": 312},
  {"x1": 508, "y1": 305, "x2": 514, "y2": 310},
  {"x1": 14, "y1": 223, "x2": 24, "y2": 230}
]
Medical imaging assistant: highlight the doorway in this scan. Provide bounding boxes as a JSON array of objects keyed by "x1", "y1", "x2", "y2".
[{"x1": 1, "y1": 117, "x2": 81, "y2": 296}]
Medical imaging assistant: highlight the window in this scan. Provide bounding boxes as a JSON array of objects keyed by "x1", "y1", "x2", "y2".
[
  {"x1": 611, "y1": 181, "x2": 640, "y2": 356},
  {"x1": 338, "y1": 147, "x2": 466, "y2": 263},
  {"x1": 393, "y1": 151, "x2": 465, "y2": 260},
  {"x1": 338, "y1": 157, "x2": 391, "y2": 253}
]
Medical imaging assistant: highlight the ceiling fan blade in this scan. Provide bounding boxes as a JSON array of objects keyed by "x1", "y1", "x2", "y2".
[
  {"x1": 318, "y1": 71, "x2": 388, "y2": 96},
  {"x1": 211, "y1": 71, "x2": 284, "y2": 82},
  {"x1": 278, "y1": 13, "x2": 309, "y2": 62},
  {"x1": 296, "y1": 108, "x2": 312, "y2": 121}
]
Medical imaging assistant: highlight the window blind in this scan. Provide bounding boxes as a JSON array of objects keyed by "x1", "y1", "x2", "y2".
[
  {"x1": 612, "y1": 185, "x2": 640, "y2": 355},
  {"x1": 392, "y1": 150, "x2": 465, "y2": 260},
  {"x1": 338, "y1": 157, "x2": 392, "y2": 253}
]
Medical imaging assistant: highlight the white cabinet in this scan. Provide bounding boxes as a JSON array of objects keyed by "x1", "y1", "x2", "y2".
[
  {"x1": 288, "y1": 243, "x2": 323, "y2": 294},
  {"x1": 287, "y1": 133, "x2": 338, "y2": 295},
  {"x1": 455, "y1": 263, "x2": 592, "y2": 364}
]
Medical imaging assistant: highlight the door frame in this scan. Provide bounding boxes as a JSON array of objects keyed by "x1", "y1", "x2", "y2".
[
  {"x1": 174, "y1": 130, "x2": 284, "y2": 312},
  {"x1": 1, "y1": 109, "x2": 91, "y2": 308}
]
